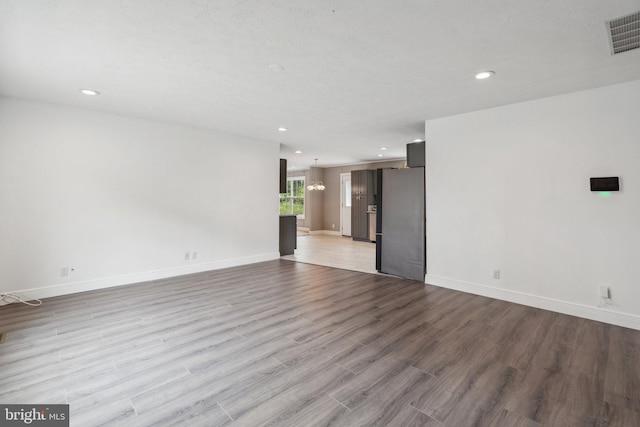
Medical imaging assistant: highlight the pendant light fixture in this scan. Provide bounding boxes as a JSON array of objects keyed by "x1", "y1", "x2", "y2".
[{"x1": 307, "y1": 159, "x2": 326, "y2": 191}]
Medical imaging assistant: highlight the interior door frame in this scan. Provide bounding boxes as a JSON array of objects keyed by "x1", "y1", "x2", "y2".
[{"x1": 340, "y1": 172, "x2": 352, "y2": 236}]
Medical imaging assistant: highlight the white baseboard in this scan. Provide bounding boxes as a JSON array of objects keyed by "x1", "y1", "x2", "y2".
[
  {"x1": 426, "y1": 274, "x2": 640, "y2": 330},
  {"x1": 309, "y1": 230, "x2": 342, "y2": 236},
  {"x1": 5, "y1": 252, "x2": 280, "y2": 303}
]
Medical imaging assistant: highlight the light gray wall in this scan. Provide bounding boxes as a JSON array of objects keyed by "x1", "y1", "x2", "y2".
[
  {"x1": 322, "y1": 160, "x2": 405, "y2": 232},
  {"x1": 309, "y1": 167, "x2": 325, "y2": 231},
  {"x1": 0, "y1": 97, "x2": 280, "y2": 300},
  {"x1": 425, "y1": 80, "x2": 640, "y2": 329},
  {"x1": 288, "y1": 161, "x2": 404, "y2": 232}
]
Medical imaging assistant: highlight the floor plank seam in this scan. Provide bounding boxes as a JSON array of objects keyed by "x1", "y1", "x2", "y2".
[
  {"x1": 335, "y1": 362, "x2": 358, "y2": 376},
  {"x1": 408, "y1": 363, "x2": 437, "y2": 379},
  {"x1": 217, "y1": 401, "x2": 234, "y2": 421},
  {"x1": 271, "y1": 356, "x2": 289, "y2": 369},
  {"x1": 129, "y1": 398, "x2": 139, "y2": 416},
  {"x1": 232, "y1": 330, "x2": 248, "y2": 339},
  {"x1": 407, "y1": 403, "x2": 441, "y2": 424},
  {"x1": 327, "y1": 393, "x2": 352, "y2": 412},
  {"x1": 345, "y1": 336, "x2": 366, "y2": 347}
]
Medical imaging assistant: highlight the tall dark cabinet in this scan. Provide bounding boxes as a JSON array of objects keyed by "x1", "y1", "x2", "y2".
[
  {"x1": 279, "y1": 159, "x2": 287, "y2": 193},
  {"x1": 351, "y1": 169, "x2": 375, "y2": 241}
]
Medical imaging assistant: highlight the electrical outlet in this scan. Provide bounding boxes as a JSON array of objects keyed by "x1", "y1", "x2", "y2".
[
  {"x1": 332, "y1": 224, "x2": 335, "y2": 229},
  {"x1": 493, "y1": 269, "x2": 501, "y2": 279},
  {"x1": 192, "y1": 251, "x2": 198, "y2": 260},
  {"x1": 600, "y1": 286, "x2": 610, "y2": 299},
  {"x1": 184, "y1": 252, "x2": 190, "y2": 261},
  {"x1": 61, "y1": 267, "x2": 69, "y2": 277}
]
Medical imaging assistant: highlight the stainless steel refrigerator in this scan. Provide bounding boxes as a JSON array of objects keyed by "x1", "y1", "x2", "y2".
[{"x1": 376, "y1": 167, "x2": 425, "y2": 281}]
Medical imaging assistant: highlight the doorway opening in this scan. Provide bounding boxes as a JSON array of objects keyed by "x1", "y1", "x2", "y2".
[{"x1": 340, "y1": 172, "x2": 352, "y2": 237}]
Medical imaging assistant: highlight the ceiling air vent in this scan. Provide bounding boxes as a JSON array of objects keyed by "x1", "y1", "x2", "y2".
[{"x1": 607, "y1": 11, "x2": 640, "y2": 55}]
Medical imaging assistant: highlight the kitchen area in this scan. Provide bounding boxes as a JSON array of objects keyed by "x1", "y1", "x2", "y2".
[
  {"x1": 279, "y1": 142, "x2": 425, "y2": 281},
  {"x1": 349, "y1": 141, "x2": 426, "y2": 281}
]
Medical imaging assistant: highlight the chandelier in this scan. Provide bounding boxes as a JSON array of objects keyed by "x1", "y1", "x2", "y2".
[{"x1": 307, "y1": 158, "x2": 326, "y2": 191}]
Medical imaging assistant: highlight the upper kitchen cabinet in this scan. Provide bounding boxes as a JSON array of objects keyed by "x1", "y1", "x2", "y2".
[
  {"x1": 279, "y1": 159, "x2": 287, "y2": 193},
  {"x1": 406, "y1": 141, "x2": 425, "y2": 168}
]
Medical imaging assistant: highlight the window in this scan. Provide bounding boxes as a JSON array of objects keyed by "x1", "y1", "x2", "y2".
[{"x1": 280, "y1": 177, "x2": 305, "y2": 218}]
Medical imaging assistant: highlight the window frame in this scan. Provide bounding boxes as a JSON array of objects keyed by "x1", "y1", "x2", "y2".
[{"x1": 280, "y1": 176, "x2": 305, "y2": 219}]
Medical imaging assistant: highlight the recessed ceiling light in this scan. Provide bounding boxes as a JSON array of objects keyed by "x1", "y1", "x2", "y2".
[
  {"x1": 413, "y1": 139, "x2": 424, "y2": 143},
  {"x1": 80, "y1": 89, "x2": 100, "y2": 96},
  {"x1": 475, "y1": 71, "x2": 495, "y2": 80},
  {"x1": 294, "y1": 150, "x2": 302, "y2": 154},
  {"x1": 378, "y1": 154, "x2": 384, "y2": 157},
  {"x1": 380, "y1": 147, "x2": 388, "y2": 150},
  {"x1": 278, "y1": 127, "x2": 287, "y2": 132}
]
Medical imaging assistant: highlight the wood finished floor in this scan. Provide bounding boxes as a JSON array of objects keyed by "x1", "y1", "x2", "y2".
[
  {"x1": 281, "y1": 234, "x2": 377, "y2": 275},
  {"x1": 1, "y1": 260, "x2": 639, "y2": 427}
]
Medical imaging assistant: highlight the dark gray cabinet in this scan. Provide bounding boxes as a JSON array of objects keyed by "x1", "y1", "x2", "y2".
[
  {"x1": 279, "y1": 215, "x2": 297, "y2": 255},
  {"x1": 351, "y1": 170, "x2": 374, "y2": 241},
  {"x1": 279, "y1": 159, "x2": 287, "y2": 193},
  {"x1": 406, "y1": 141, "x2": 425, "y2": 168}
]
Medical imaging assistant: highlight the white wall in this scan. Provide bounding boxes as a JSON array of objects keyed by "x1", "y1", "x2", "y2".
[
  {"x1": 425, "y1": 80, "x2": 640, "y2": 329},
  {"x1": 0, "y1": 98, "x2": 280, "y2": 300}
]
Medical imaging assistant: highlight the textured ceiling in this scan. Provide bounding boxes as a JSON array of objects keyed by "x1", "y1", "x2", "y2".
[{"x1": 1, "y1": 1, "x2": 639, "y2": 169}]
